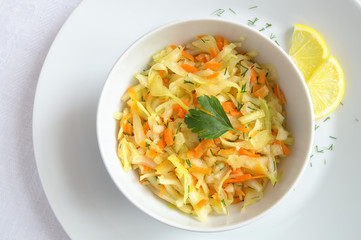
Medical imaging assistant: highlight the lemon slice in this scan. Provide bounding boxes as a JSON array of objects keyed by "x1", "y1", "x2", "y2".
[
  {"x1": 289, "y1": 24, "x2": 329, "y2": 80},
  {"x1": 307, "y1": 56, "x2": 345, "y2": 119}
]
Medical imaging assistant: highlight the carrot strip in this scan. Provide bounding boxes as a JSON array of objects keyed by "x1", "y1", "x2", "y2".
[
  {"x1": 182, "y1": 50, "x2": 194, "y2": 61},
  {"x1": 160, "y1": 185, "x2": 165, "y2": 198},
  {"x1": 196, "y1": 35, "x2": 206, "y2": 39},
  {"x1": 192, "y1": 139, "x2": 213, "y2": 158},
  {"x1": 128, "y1": 86, "x2": 138, "y2": 100},
  {"x1": 159, "y1": 70, "x2": 164, "y2": 78},
  {"x1": 279, "y1": 89, "x2": 287, "y2": 104},
  {"x1": 195, "y1": 53, "x2": 208, "y2": 63},
  {"x1": 206, "y1": 72, "x2": 220, "y2": 79},
  {"x1": 216, "y1": 35, "x2": 224, "y2": 50},
  {"x1": 224, "y1": 39, "x2": 228, "y2": 46},
  {"x1": 143, "y1": 122, "x2": 149, "y2": 134},
  {"x1": 235, "y1": 126, "x2": 249, "y2": 133},
  {"x1": 252, "y1": 84, "x2": 263, "y2": 93},
  {"x1": 219, "y1": 147, "x2": 237, "y2": 155},
  {"x1": 205, "y1": 62, "x2": 222, "y2": 71},
  {"x1": 170, "y1": 45, "x2": 177, "y2": 50},
  {"x1": 273, "y1": 84, "x2": 280, "y2": 98},
  {"x1": 274, "y1": 140, "x2": 290, "y2": 156},
  {"x1": 224, "y1": 174, "x2": 266, "y2": 184},
  {"x1": 258, "y1": 70, "x2": 266, "y2": 84},
  {"x1": 157, "y1": 136, "x2": 166, "y2": 151},
  {"x1": 163, "y1": 78, "x2": 169, "y2": 84},
  {"x1": 233, "y1": 198, "x2": 242, "y2": 204},
  {"x1": 164, "y1": 128, "x2": 174, "y2": 146},
  {"x1": 196, "y1": 199, "x2": 207, "y2": 210},
  {"x1": 253, "y1": 86, "x2": 268, "y2": 98},
  {"x1": 148, "y1": 149, "x2": 158, "y2": 158},
  {"x1": 189, "y1": 166, "x2": 212, "y2": 175},
  {"x1": 123, "y1": 123, "x2": 133, "y2": 136},
  {"x1": 250, "y1": 68, "x2": 257, "y2": 83},
  {"x1": 155, "y1": 160, "x2": 169, "y2": 170},
  {"x1": 238, "y1": 148, "x2": 260, "y2": 158},
  {"x1": 235, "y1": 190, "x2": 245, "y2": 197},
  {"x1": 180, "y1": 64, "x2": 199, "y2": 73},
  {"x1": 209, "y1": 48, "x2": 217, "y2": 59}
]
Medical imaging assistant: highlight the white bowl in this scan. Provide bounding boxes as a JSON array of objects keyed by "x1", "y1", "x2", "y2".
[{"x1": 96, "y1": 18, "x2": 314, "y2": 232}]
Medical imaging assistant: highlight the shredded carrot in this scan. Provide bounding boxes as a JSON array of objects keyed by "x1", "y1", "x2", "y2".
[
  {"x1": 180, "y1": 64, "x2": 199, "y2": 73},
  {"x1": 209, "y1": 189, "x2": 216, "y2": 195},
  {"x1": 157, "y1": 136, "x2": 166, "y2": 151},
  {"x1": 224, "y1": 38, "x2": 228, "y2": 46},
  {"x1": 238, "y1": 148, "x2": 260, "y2": 158},
  {"x1": 139, "y1": 175, "x2": 146, "y2": 183},
  {"x1": 160, "y1": 185, "x2": 165, "y2": 198},
  {"x1": 173, "y1": 104, "x2": 187, "y2": 118},
  {"x1": 164, "y1": 128, "x2": 174, "y2": 146},
  {"x1": 195, "y1": 53, "x2": 208, "y2": 63},
  {"x1": 182, "y1": 50, "x2": 194, "y2": 61},
  {"x1": 128, "y1": 86, "x2": 138, "y2": 101},
  {"x1": 232, "y1": 197, "x2": 242, "y2": 204},
  {"x1": 139, "y1": 139, "x2": 146, "y2": 147},
  {"x1": 216, "y1": 35, "x2": 224, "y2": 50},
  {"x1": 163, "y1": 78, "x2": 169, "y2": 84},
  {"x1": 253, "y1": 86, "x2": 268, "y2": 98},
  {"x1": 196, "y1": 199, "x2": 207, "y2": 210},
  {"x1": 143, "y1": 122, "x2": 149, "y2": 134},
  {"x1": 206, "y1": 72, "x2": 220, "y2": 79},
  {"x1": 279, "y1": 89, "x2": 287, "y2": 104},
  {"x1": 222, "y1": 101, "x2": 242, "y2": 116},
  {"x1": 272, "y1": 129, "x2": 278, "y2": 136},
  {"x1": 148, "y1": 149, "x2": 158, "y2": 158},
  {"x1": 250, "y1": 68, "x2": 257, "y2": 83},
  {"x1": 142, "y1": 165, "x2": 152, "y2": 172},
  {"x1": 219, "y1": 147, "x2": 236, "y2": 155},
  {"x1": 209, "y1": 48, "x2": 217, "y2": 59},
  {"x1": 235, "y1": 190, "x2": 245, "y2": 197},
  {"x1": 192, "y1": 139, "x2": 213, "y2": 158},
  {"x1": 196, "y1": 35, "x2": 206, "y2": 39},
  {"x1": 274, "y1": 140, "x2": 290, "y2": 156},
  {"x1": 230, "y1": 168, "x2": 243, "y2": 175},
  {"x1": 155, "y1": 160, "x2": 168, "y2": 170},
  {"x1": 258, "y1": 70, "x2": 266, "y2": 84},
  {"x1": 123, "y1": 123, "x2": 133, "y2": 136},
  {"x1": 224, "y1": 174, "x2": 266, "y2": 184},
  {"x1": 252, "y1": 84, "x2": 263, "y2": 93},
  {"x1": 189, "y1": 166, "x2": 212, "y2": 175},
  {"x1": 205, "y1": 62, "x2": 222, "y2": 71},
  {"x1": 159, "y1": 70, "x2": 164, "y2": 78},
  {"x1": 170, "y1": 45, "x2": 177, "y2": 50},
  {"x1": 235, "y1": 126, "x2": 249, "y2": 133},
  {"x1": 273, "y1": 84, "x2": 280, "y2": 98}
]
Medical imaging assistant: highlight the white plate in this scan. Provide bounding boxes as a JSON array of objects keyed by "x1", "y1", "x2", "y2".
[{"x1": 33, "y1": 0, "x2": 361, "y2": 239}]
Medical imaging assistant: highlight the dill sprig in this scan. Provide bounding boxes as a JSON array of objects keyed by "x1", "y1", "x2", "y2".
[{"x1": 248, "y1": 17, "x2": 259, "y2": 26}]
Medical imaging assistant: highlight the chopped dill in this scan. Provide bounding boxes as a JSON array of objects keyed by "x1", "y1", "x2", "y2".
[
  {"x1": 248, "y1": 17, "x2": 259, "y2": 26},
  {"x1": 229, "y1": 8, "x2": 236, "y2": 14},
  {"x1": 211, "y1": 9, "x2": 225, "y2": 17},
  {"x1": 323, "y1": 116, "x2": 331, "y2": 122},
  {"x1": 249, "y1": 6, "x2": 258, "y2": 9},
  {"x1": 186, "y1": 159, "x2": 192, "y2": 167},
  {"x1": 316, "y1": 145, "x2": 324, "y2": 153}
]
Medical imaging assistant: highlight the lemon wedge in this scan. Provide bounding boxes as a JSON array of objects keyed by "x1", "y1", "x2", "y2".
[
  {"x1": 289, "y1": 24, "x2": 328, "y2": 80},
  {"x1": 307, "y1": 56, "x2": 344, "y2": 119}
]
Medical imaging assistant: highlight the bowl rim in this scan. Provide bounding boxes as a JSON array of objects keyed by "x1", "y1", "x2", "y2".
[{"x1": 96, "y1": 17, "x2": 315, "y2": 232}]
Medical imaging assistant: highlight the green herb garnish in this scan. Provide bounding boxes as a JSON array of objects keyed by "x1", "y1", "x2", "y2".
[
  {"x1": 265, "y1": 23, "x2": 272, "y2": 28},
  {"x1": 184, "y1": 95, "x2": 241, "y2": 139},
  {"x1": 270, "y1": 33, "x2": 276, "y2": 40},
  {"x1": 315, "y1": 124, "x2": 319, "y2": 130},
  {"x1": 184, "y1": 80, "x2": 195, "y2": 85},
  {"x1": 224, "y1": 67, "x2": 228, "y2": 75},
  {"x1": 323, "y1": 116, "x2": 331, "y2": 122},
  {"x1": 316, "y1": 145, "x2": 324, "y2": 153},
  {"x1": 229, "y1": 8, "x2": 236, "y2": 14},
  {"x1": 249, "y1": 6, "x2": 258, "y2": 9},
  {"x1": 247, "y1": 106, "x2": 257, "y2": 112},
  {"x1": 123, "y1": 132, "x2": 130, "y2": 136},
  {"x1": 275, "y1": 40, "x2": 280, "y2": 46},
  {"x1": 241, "y1": 83, "x2": 247, "y2": 92},
  {"x1": 248, "y1": 17, "x2": 259, "y2": 26},
  {"x1": 328, "y1": 144, "x2": 333, "y2": 150},
  {"x1": 176, "y1": 123, "x2": 182, "y2": 134},
  {"x1": 329, "y1": 136, "x2": 337, "y2": 139},
  {"x1": 259, "y1": 28, "x2": 265, "y2": 31},
  {"x1": 186, "y1": 159, "x2": 192, "y2": 167},
  {"x1": 212, "y1": 9, "x2": 225, "y2": 17}
]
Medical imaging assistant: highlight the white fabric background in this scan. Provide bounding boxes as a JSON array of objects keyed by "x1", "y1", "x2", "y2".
[{"x1": 0, "y1": 1, "x2": 81, "y2": 239}]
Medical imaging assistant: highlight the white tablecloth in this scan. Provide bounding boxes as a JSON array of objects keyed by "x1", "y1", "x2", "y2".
[{"x1": 0, "y1": 1, "x2": 81, "y2": 239}]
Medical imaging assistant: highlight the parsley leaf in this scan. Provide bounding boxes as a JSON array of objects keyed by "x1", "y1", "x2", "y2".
[{"x1": 184, "y1": 95, "x2": 241, "y2": 139}]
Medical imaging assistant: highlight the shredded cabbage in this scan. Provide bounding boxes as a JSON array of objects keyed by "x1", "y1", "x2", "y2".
[{"x1": 114, "y1": 35, "x2": 292, "y2": 222}]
